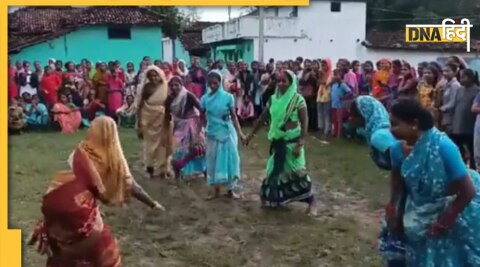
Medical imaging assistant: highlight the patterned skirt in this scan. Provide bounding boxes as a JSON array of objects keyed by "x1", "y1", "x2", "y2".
[{"x1": 171, "y1": 117, "x2": 206, "y2": 179}]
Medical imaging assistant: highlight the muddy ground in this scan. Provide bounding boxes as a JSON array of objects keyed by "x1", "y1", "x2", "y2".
[{"x1": 10, "y1": 130, "x2": 385, "y2": 266}]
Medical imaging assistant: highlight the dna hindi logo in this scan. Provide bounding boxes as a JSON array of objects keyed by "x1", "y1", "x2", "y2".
[{"x1": 405, "y1": 18, "x2": 473, "y2": 52}]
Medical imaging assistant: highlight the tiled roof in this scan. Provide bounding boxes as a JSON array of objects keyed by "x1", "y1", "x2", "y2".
[
  {"x1": 8, "y1": 6, "x2": 164, "y2": 52},
  {"x1": 363, "y1": 29, "x2": 480, "y2": 52},
  {"x1": 179, "y1": 21, "x2": 218, "y2": 52}
]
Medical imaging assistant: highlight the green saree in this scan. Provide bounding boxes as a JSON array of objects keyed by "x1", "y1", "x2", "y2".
[{"x1": 261, "y1": 70, "x2": 313, "y2": 206}]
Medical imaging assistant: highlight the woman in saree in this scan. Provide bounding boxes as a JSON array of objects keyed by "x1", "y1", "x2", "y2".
[
  {"x1": 349, "y1": 95, "x2": 397, "y2": 170},
  {"x1": 176, "y1": 59, "x2": 188, "y2": 81},
  {"x1": 107, "y1": 71, "x2": 124, "y2": 117},
  {"x1": 384, "y1": 99, "x2": 480, "y2": 267},
  {"x1": 397, "y1": 62, "x2": 418, "y2": 100},
  {"x1": 349, "y1": 96, "x2": 404, "y2": 266},
  {"x1": 25, "y1": 94, "x2": 49, "y2": 129},
  {"x1": 28, "y1": 116, "x2": 164, "y2": 267},
  {"x1": 136, "y1": 66, "x2": 174, "y2": 179},
  {"x1": 372, "y1": 59, "x2": 392, "y2": 106},
  {"x1": 244, "y1": 70, "x2": 316, "y2": 215},
  {"x1": 52, "y1": 93, "x2": 82, "y2": 134},
  {"x1": 165, "y1": 76, "x2": 206, "y2": 180},
  {"x1": 116, "y1": 95, "x2": 136, "y2": 128},
  {"x1": 416, "y1": 65, "x2": 439, "y2": 115},
  {"x1": 93, "y1": 62, "x2": 109, "y2": 104},
  {"x1": 41, "y1": 66, "x2": 62, "y2": 108},
  {"x1": 200, "y1": 70, "x2": 245, "y2": 199}
]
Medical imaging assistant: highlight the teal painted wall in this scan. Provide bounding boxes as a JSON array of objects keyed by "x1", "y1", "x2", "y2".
[
  {"x1": 11, "y1": 25, "x2": 163, "y2": 68},
  {"x1": 174, "y1": 39, "x2": 191, "y2": 66},
  {"x1": 212, "y1": 39, "x2": 254, "y2": 66}
]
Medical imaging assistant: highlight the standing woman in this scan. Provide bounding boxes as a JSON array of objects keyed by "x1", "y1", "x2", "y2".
[
  {"x1": 358, "y1": 61, "x2": 375, "y2": 95},
  {"x1": 450, "y1": 69, "x2": 480, "y2": 169},
  {"x1": 200, "y1": 70, "x2": 245, "y2": 199},
  {"x1": 136, "y1": 66, "x2": 174, "y2": 179},
  {"x1": 316, "y1": 58, "x2": 333, "y2": 139},
  {"x1": 387, "y1": 100, "x2": 480, "y2": 267},
  {"x1": 165, "y1": 76, "x2": 206, "y2": 180},
  {"x1": 397, "y1": 62, "x2": 417, "y2": 100},
  {"x1": 28, "y1": 116, "x2": 163, "y2": 267},
  {"x1": 244, "y1": 70, "x2": 316, "y2": 215},
  {"x1": 93, "y1": 62, "x2": 109, "y2": 104},
  {"x1": 416, "y1": 65, "x2": 439, "y2": 113},
  {"x1": 438, "y1": 63, "x2": 461, "y2": 133}
]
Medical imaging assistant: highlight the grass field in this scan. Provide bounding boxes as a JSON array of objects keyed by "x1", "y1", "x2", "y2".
[{"x1": 10, "y1": 129, "x2": 388, "y2": 267}]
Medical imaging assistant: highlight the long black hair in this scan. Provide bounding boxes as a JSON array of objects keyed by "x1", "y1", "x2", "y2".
[{"x1": 390, "y1": 99, "x2": 434, "y2": 131}]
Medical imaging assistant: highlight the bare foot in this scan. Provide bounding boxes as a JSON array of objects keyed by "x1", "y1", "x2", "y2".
[
  {"x1": 205, "y1": 187, "x2": 220, "y2": 201},
  {"x1": 205, "y1": 192, "x2": 220, "y2": 201},
  {"x1": 227, "y1": 190, "x2": 241, "y2": 200},
  {"x1": 306, "y1": 205, "x2": 318, "y2": 216}
]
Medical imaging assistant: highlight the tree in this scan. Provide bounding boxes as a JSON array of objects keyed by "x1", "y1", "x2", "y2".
[{"x1": 147, "y1": 6, "x2": 191, "y2": 60}]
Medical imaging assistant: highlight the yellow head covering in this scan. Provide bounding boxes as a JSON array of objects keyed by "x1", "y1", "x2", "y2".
[{"x1": 78, "y1": 116, "x2": 133, "y2": 204}]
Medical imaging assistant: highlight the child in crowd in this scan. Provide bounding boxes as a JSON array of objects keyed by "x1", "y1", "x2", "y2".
[
  {"x1": 330, "y1": 69, "x2": 352, "y2": 138},
  {"x1": 237, "y1": 95, "x2": 255, "y2": 125}
]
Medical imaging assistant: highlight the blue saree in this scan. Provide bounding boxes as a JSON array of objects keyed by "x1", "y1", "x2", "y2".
[
  {"x1": 200, "y1": 71, "x2": 240, "y2": 190},
  {"x1": 390, "y1": 128, "x2": 480, "y2": 266},
  {"x1": 25, "y1": 103, "x2": 49, "y2": 128}
]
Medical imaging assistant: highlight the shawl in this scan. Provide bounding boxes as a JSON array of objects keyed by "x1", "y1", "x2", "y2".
[
  {"x1": 355, "y1": 96, "x2": 390, "y2": 143},
  {"x1": 373, "y1": 59, "x2": 391, "y2": 88},
  {"x1": 268, "y1": 70, "x2": 300, "y2": 141},
  {"x1": 176, "y1": 60, "x2": 188, "y2": 77},
  {"x1": 136, "y1": 65, "x2": 168, "y2": 107},
  {"x1": 74, "y1": 116, "x2": 133, "y2": 204}
]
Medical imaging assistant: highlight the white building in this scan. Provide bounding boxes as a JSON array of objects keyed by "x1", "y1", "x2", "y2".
[
  {"x1": 202, "y1": 1, "x2": 479, "y2": 68},
  {"x1": 202, "y1": 1, "x2": 366, "y2": 64}
]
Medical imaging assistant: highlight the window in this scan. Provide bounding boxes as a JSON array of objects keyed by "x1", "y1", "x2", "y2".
[
  {"x1": 107, "y1": 26, "x2": 131, "y2": 39},
  {"x1": 331, "y1": 2, "x2": 341, "y2": 12},
  {"x1": 291, "y1": 6, "x2": 298, "y2": 17}
]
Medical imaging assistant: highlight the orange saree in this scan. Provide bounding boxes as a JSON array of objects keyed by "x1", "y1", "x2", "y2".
[{"x1": 29, "y1": 148, "x2": 123, "y2": 267}]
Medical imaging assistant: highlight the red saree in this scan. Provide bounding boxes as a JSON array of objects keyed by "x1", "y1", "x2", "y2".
[{"x1": 30, "y1": 148, "x2": 121, "y2": 267}]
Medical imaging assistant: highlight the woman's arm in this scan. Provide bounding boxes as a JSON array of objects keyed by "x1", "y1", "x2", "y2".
[
  {"x1": 130, "y1": 179, "x2": 160, "y2": 209},
  {"x1": 246, "y1": 105, "x2": 270, "y2": 140},
  {"x1": 230, "y1": 107, "x2": 245, "y2": 139}
]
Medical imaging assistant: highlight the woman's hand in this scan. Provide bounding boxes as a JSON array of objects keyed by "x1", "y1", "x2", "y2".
[
  {"x1": 243, "y1": 133, "x2": 253, "y2": 146},
  {"x1": 293, "y1": 143, "x2": 303, "y2": 157},
  {"x1": 239, "y1": 132, "x2": 247, "y2": 145},
  {"x1": 385, "y1": 203, "x2": 404, "y2": 237},
  {"x1": 152, "y1": 201, "x2": 166, "y2": 211}
]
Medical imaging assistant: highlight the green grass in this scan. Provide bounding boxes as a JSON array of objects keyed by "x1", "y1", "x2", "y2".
[{"x1": 10, "y1": 129, "x2": 387, "y2": 267}]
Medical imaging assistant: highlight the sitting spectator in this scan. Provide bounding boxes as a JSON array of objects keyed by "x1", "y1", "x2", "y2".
[
  {"x1": 237, "y1": 95, "x2": 255, "y2": 125},
  {"x1": 24, "y1": 94, "x2": 49, "y2": 129},
  {"x1": 116, "y1": 95, "x2": 137, "y2": 128},
  {"x1": 8, "y1": 98, "x2": 26, "y2": 134},
  {"x1": 82, "y1": 89, "x2": 106, "y2": 126},
  {"x1": 51, "y1": 93, "x2": 82, "y2": 134}
]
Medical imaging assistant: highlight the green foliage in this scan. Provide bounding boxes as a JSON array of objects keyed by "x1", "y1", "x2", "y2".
[{"x1": 147, "y1": 6, "x2": 191, "y2": 39}]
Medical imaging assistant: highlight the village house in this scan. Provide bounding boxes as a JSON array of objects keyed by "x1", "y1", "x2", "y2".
[
  {"x1": 202, "y1": 0, "x2": 480, "y2": 69},
  {"x1": 8, "y1": 6, "x2": 196, "y2": 67},
  {"x1": 162, "y1": 21, "x2": 218, "y2": 66}
]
